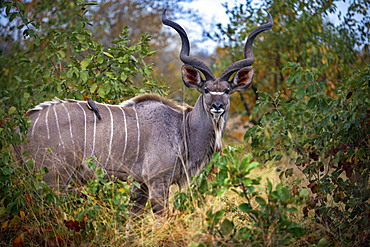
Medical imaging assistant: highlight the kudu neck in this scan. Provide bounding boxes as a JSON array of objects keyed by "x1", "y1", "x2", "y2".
[
  {"x1": 182, "y1": 94, "x2": 219, "y2": 179},
  {"x1": 188, "y1": 94, "x2": 214, "y2": 131},
  {"x1": 186, "y1": 94, "x2": 216, "y2": 153}
]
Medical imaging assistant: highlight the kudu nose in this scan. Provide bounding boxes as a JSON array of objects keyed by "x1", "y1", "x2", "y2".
[{"x1": 212, "y1": 103, "x2": 223, "y2": 111}]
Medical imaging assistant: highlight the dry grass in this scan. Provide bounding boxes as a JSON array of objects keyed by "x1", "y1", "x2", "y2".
[
  {"x1": 3, "y1": 116, "x2": 314, "y2": 246},
  {"x1": 1, "y1": 153, "x2": 313, "y2": 246}
]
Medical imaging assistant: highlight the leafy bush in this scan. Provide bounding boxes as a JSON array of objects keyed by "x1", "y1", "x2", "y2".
[
  {"x1": 1, "y1": 0, "x2": 368, "y2": 246},
  {"x1": 174, "y1": 146, "x2": 307, "y2": 245},
  {"x1": 0, "y1": 1, "x2": 161, "y2": 245},
  {"x1": 0, "y1": 156, "x2": 132, "y2": 246},
  {"x1": 245, "y1": 62, "x2": 369, "y2": 245}
]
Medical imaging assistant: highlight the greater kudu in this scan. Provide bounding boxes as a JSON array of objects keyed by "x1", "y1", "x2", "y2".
[{"x1": 20, "y1": 10, "x2": 273, "y2": 215}]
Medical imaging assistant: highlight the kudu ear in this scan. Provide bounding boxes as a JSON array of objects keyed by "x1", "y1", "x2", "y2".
[
  {"x1": 182, "y1": 65, "x2": 203, "y2": 90},
  {"x1": 230, "y1": 66, "x2": 254, "y2": 93}
]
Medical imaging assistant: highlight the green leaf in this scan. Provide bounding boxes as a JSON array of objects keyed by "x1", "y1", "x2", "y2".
[
  {"x1": 242, "y1": 177, "x2": 252, "y2": 185},
  {"x1": 106, "y1": 72, "x2": 115, "y2": 79},
  {"x1": 287, "y1": 70, "x2": 300, "y2": 86},
  {"x1": 120, "y1": 72, "x2": 127, "y2": 81},
  {"x1": 18, "y1": 1, "x2": 25, "y2": 12},
  {"x1": 220, "y1": 219, "x2": 233, "y2": 235},
  {"x1": 255, "y1": 196, "x2": 266, "y2": 207},
  {"x1": 288, "y1": 225, "x2": 305, "y2": 238},
  {"x1": 296, "y1": 87, "x2": 306, "y2": 99},
  {"x1": 239, "y1": 156, "x2": 250, "y2": 171},
  {"x1": 80, "y1": 58, "x2": 91, "y2": 69},
  {"x1": 299, "y1": 188, "x2": 309, "y2": 198},
  {"x1": 97, "y1": 87, "x2": 105, "y2": 98},
  {"x1": 23, "y1": 92, "x2": 30, "y2": 100},
  {"x1": 144, "y1": 68, "x2": 151, "y2": 77},
  {"x1": 44, "y1": 48, "x2": 51, "y2": 58},
  {"x1": 239, "y1": 203, "x2": 252, "y2": 212},
  {"x1": 8, "y1": 106, "x2": 16, "y2": 115},
  {"x1": 97, "y1": 55, "x2": 104, "y2": 64},
  {"x1": 214, "y1": 210, "x2": 224, "y2": 220},
  {"x1": 267, "y1": 178, "x2": 272, "y2": 193},
  {"x1": 80, "y1": 71, "x2": 88, "y2": 82},
  {"x1": 6, "y1": 5, "x2": 11, "y2": 16},
  {"x1": 317, "y1": 237, "x2": 329, "y2": 246},
  {"x1": 307, "y1": 97, "x2": 318, "y2": 109},
  {"x1": 247, "y1": 162, "x2": 261, "y2": 171},
  {"x1": 90, "y1": 83, "x2": 98, "y2": 93},
  {"x1": 58, "y1": 50, "x2": 65, "y2": 60},
  {"x1": 9, "y1": 12, "x2": 18, "y2": 23},
  {"x1": 104, "y1": 82, "x2": 112, "y2": 94}
]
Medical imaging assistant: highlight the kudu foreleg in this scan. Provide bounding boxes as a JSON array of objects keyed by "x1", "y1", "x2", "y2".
[
  {"x1": 147, "y1": 179, "x2": 170, "y2": 216},
  {"x1": 129, "y1": 183, "x2": 149, "y2": 215}
]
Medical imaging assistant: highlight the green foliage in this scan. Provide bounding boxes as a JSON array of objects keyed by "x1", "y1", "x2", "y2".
[
  {"x1": 62, "y1": 160, "x2": 132, "y2": 244},
  {"x1": 1, "y1": 0, "x2": 369, "y2": 245},
  {"x1": 0, "y1": 0, "x2": 161, "y2": 203},
  {"x1": 0, "y1": 156, "x2": 132, "y2": 245},
  {"x1": 174, "y1": 146, "x2": 307, "y2": 245},
  {"x1": 213, "y1": 0, "x2": 368, "y2": 120},
  {"x1": 0, "y1": 1, "x2": 160, "y2": 245},
  {"x1": 246, "y1": 63, "x2": 369, "y2": 245}
]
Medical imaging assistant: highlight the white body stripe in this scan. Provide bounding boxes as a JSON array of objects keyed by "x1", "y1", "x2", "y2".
[
  {"x1": 91, "y1": 113, "x2": 96, "y2": 157},
  {"x1": 119, "y1": 107, "x2": 128, "y2": 164},
  {"x1": 61, "y1": 103, "x2": 75, "y2": 147},
  {"x1": 31, "y1": 111, "x2": 41, "y2": 137},
  {"x1": 53, "y1": 106, "x2": 65, "y2": 150},
  {"x1": 131, "y1": 106, "x2": 140, "y2": 170},
  {"x1": 105, "y1": 105, "x2": 114, "y2": 167},
  {"x1": 45, "y1": 105, "x2": 50, "y2": 139},
  {"x1": 77, "y1": 103, "x2": 87, "y2": 161}
]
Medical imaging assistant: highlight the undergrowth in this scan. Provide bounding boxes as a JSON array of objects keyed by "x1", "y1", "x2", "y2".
[{"x1": 0, "y1": 0, "x2": 368, "y2": 246}]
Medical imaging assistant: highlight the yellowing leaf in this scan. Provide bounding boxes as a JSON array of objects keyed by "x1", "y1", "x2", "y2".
[
  {"x1": 24, "y1": 92, "x2": 30, "y2": 100},
  {"x1": 90, "y1": 83, "x2": 98, "y2": 93},
  {"x1": 118, "y1": 188, "x2": 125, "y2": 193},
  {"x1": 8, "y1": 106, "x2": 16, "y2": 115},
  {"x1": 20, "y1": 211, "x2": 25, "y2": 221},
  {"x1": 80, "y1": 58, "x2": 91, "y2": 69},
  {"x1": 1, "y1": 220, "x2": 8, "y2": 230},
  {"x1": 103, "y1": 52, "x2": 114, "y2": 58},
  {"x1": 287, "y1": 131, "x2": 293, "y2": 140},
  {"x1": 58, "y1": 50, "x2": 65, "y2": 59},
  {"x1": 120, "y1": 72, "x2": 127, "y2": 81},
  {"x1": 264, "y1": 127, "x2": 270, "y2": 139}
]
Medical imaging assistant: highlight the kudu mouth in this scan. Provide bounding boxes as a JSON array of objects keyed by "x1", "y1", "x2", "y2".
[{"x1": 210, "y1": 108, "x2": 225, "y2": 123}]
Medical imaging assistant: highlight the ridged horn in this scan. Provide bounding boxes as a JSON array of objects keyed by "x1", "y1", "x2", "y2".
[
  {"x1": 220, "y1": 11, "x2": 273, "y2": 82},
  {"x1": 162, "y1": 9, "x2": 216, "y2": 81}
]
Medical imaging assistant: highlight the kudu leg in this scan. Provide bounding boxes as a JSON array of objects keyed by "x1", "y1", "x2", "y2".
[
  {"x1": 129, "y1": 183, "x2": 149, "y2": 215},
  {"x1": 147, "y1": 180, "x2": 170, "y2": 216}
]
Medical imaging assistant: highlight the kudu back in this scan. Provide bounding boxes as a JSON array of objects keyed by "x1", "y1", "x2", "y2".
[{"x1": 20, "y1": 10, "x2": 273, "y2": 214}]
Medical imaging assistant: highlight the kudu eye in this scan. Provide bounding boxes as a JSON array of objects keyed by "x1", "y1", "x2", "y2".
[
  {"x1": 224, "y1": 89, "x2": 230, "y2": 94},
  {"x1": 204, "y1": 88, "x2": 210, "y2": 94}
]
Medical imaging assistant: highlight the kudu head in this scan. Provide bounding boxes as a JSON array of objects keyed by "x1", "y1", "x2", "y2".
[{"x1": 162, "y1": 10, "x2": 273, "y2": 123}]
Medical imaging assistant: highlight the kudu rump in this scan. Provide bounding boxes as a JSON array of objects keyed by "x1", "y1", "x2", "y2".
[{"x1": 21, "y1": 10, "x2": 273, "y2": 214}]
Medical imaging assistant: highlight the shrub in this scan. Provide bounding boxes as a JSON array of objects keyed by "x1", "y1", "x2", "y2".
[
  {"x1": 0, "y1": 1, "x2": 161, "y2": 245},
  {"x1": 174, "y1": 146, "x2": 307, "y2": 245},
  {"x1": 245, "y1": 62, "x2": 369, "y2": 245}
]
